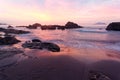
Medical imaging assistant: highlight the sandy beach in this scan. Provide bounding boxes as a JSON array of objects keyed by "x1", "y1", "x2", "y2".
[{"x1": 0, "y1": 47, "x2": 120, "y2": 80}]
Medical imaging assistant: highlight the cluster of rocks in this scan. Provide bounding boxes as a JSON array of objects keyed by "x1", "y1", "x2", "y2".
[
  {"x1": 41, "y1": 22, "x2": 83, "y2": 30},
  {"x1": 0, "y1": 27, "x2": 30, "y2": 34},
  {"x1": 89, "y1": 71, "x2": 111, "y2": 80},
  {"x1": 27, "y1": 23, "x2": 41, "y2": 29},
  {"x1": 0, "y1": 35, "x2": 21, "y2": 45},
  {"x1": 17, "y1": 22, "x2": 83, "y2": 30},
  {"x1": 22, "y1": 39, "x2": 60, "y2": 52},
  {"x1": 0, "y1": 35, "x2": 60, "y2": 52},
  {"x1": 106, "y1": 22, "x2": 120, "y2": 31}
]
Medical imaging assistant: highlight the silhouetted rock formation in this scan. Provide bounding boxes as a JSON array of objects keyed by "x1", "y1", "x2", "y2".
[
  {"x1": 0, "y1": 28, "x2": 30, "y2": 34},
  {"x1": 65, "y1": 22, "x2": 82, "y2": 29},
  {"x1": 41, "y1": 25, "x2": 65, "y2": 30},
  {"x1": 27, "y1": 23, "x2": 41, "y2": 29},
  {"x1": 106, "y1": 22, "x2": 120, "y2": 31},
  {"x1": 7, "y1": 25, "x2": 14, "y2": 29},
  {"x1": 32, "y1": 39, "x2": 42, "y2": 42},
  {"x1": 25, "y1": 21, "x2": 83, "y2": 30},
  {"x1": 41, "y1": 22, "x2": 82, "y2": 30},
  {"x1": 0, "y1": 36, "x2": 21, "y2": 45},
  {"x1": 22, "y1": 39, "x2": 60, "y2": 52}
]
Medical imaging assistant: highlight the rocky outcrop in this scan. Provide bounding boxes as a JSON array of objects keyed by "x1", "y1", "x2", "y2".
[
  {"x1": 106, "y1": 22, "x2": 120, "y2": 31},
  {"x1": 0, "y1": 36, "x2": 21, "y2": 45},
  {"x1": 65, "y1": 22, "x2": 83, "y2": 29},
  {"x1": 27, "y1": 23, "x2": 41, "y2": 29},
  {"x1": 0, "y1": 28, "x2": 30, "y2": 34},
  {"x1": 7, "y1": 25, "x2": 14, "y2": 29},
  {"x1": 41, "y1": 25, "x2": 65, "y2": 30},
  {"x1": 26, "y1": 22, "x2": 83, "y2": 30},
  {"x1": 22, "y1": 39, "x2": 60, "y2": 52}
]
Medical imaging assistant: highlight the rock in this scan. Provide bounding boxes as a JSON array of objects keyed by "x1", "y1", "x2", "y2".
[
  {"x1": 32, "y1": 23, "x2": 41, "y2": 27},
  {"x1": 106, "y1": 22, "x2": 120, "y2": 31},
  {"x1": 89, "y1": 71, "x2": 111, "y2": 80},
  {"x1": 41, "y1": 25, "x2": 57, "y2": 30},
  {"x1": 22, "y1": 39, "x2": 60, "y2": 52},
  {"x1": 22, "y1": 42, "x2": 43, "y2": 49},
  {"x1": 27, "y1": 23, "x2": 41, "y2": 29},
  {"x1": 42, "y1": 42, "x2": 60, "y2": 52},
  {"x1": 65, "y1": 22, "x2": 83, "y2": 29},
  {"x1": 27, "y1": 25, "x2": 38, "y2": 29},
  {"x1": 32, "y1": 39, "x2": 42, "y2": 42},
  {"x1": 0, "y1": 36, "x2": 21, "y2": 45},
  {"x1": 0, "y1": 28, "x2": 30, "y2": 34},
  {"x1": 7, "y1": 25, "x2": 14, "y2": 29}
]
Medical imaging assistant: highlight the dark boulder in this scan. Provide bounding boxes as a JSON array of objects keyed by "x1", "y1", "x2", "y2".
[
  {"x1": 0, "y1": 36, "x2": 21, "y2": 45},
  {"x1": 22, "y1": 42, "x2": 43, "y2": 49},
  {"x1": 41, "y1": 42, "x2": 60, "y2": 52},
  {"x1": 65, "y1": 22, "x2": 82, "y2": 29},
  {"x1": 32, "y1": 39, "x2": 42, "y2": 42},
  {"x1": 22, "y1": 39, "x2": 60, "y2": 52},
  {"x1": 106, "y1": 22, "x2": 120, "y2": 31}
]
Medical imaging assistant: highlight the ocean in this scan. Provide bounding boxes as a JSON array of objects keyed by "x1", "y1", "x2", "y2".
[
  {"x1": 1, "y1": 25, "x2": 120, "y2": 62},
  {"x1": 10, "y1": 27, "x2": 119, "y2": 63}
]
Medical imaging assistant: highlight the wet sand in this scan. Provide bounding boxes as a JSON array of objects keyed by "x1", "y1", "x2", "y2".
[
  {"x1": 3, "y1": 56, "x2": 86, "y2": 80},
  {"x1": 0, "y1": 55, "x2": 119, "y2": 80},
  {"x1": 0, "y1": 47, "x2": 120, "y2": 80}
]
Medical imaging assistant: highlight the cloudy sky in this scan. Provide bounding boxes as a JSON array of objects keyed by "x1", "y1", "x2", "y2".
[{"x1": 0, "y1": 0, "x2": 120, "y2": 25}]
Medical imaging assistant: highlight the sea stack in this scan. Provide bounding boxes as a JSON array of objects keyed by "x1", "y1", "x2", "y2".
[
  {"x1": 65, "y1": 21, "x2": 82, "y2": 29},
  {"x1": 106, "y1": 22, "x2": 120, "y2": 31}
]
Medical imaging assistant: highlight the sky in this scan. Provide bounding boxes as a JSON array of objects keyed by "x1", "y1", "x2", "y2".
[{"x1": 0, "y1": 0, "x2": 120, "y2": 26}]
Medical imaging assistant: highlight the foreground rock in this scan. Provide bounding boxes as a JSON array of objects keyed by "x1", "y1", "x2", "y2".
[
  {"x1": 89, "y1": 71, "x2": 111, "y2": 80},
  {"x1": 106, "y1": 22, "x2": 120, "y2": 31},
  {"x1": 0, "y1": 27, "x2": 30, "y2": 34},
  {"x1": 0, "y1": 36, "x2": 21, "y2": 45},
  {"x1": 41, "y1": 42, "x2": 60, "y2": 52},
  {"x1": 22, "y1": 39, "x2": 60, "y2": 52}
]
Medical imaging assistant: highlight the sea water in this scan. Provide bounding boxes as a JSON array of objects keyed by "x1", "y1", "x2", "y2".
[
  {"x1": 16, "y1": 27, "x2": 120, "y2": 51},
  {"x1": 1, "y1": 26, "x2": 120, "y2": 66}
]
